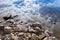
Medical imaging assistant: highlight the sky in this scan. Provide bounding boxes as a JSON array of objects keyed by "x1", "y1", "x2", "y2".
[
  {"x1": 0, "y1": 0, "x2": 60, "y2": 8},
  {"x1": 0, "y1": 0, "x2": 60, "y2": 26}
]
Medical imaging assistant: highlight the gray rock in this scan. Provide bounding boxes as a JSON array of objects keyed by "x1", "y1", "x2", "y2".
[{"x1": 4, "y1": 26, "x2": 12, "y2": 34}]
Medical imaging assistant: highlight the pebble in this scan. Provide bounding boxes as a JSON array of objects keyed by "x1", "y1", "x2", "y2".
[
  {"x1": 0, "y1": 39, "x2": 1, "y2": 40},
  {"x1": 0, "y1": 25, "x2": 4, "y2": 31},
  {"x1": 29, "y1": 28, "x2": 36, "y2": 32},
  {"x1": 18, "y1": 32, "x2": 24, "y2": 36},
  {"x1": 32, "y1": 33, "x2": 39, "y2": 40},
  {"x1": 13, "y1": 27, "x2": 20, "y2": 32},
  {"x1": 39, "y1": 33, "x2": 46, "y2": 40},
  {"x1": 43, "y1": 36, "x2": 57, "y2": 40},
  {"x1": 4, "y1": 26, "x2": 12, "y2": 34}
]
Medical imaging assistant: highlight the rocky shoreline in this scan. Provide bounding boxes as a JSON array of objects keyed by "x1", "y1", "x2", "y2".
[{"x1": 0, "y1": 14, "x2": 57, "y2": 40}]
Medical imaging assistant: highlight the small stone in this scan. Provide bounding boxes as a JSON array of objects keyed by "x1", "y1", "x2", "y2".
[
  {"x1": 44, "y1": 30, "x2": 53, "y2": 36},
  {"x1": 0, "y1": 39, "x2": 1, "y2": 40},
  {"x1": 4, "y1": 26, "x2": 12, "y2": 34},
  {"x1": 3, "y1": 34, "x2": 12, "y2": 40},
  {"x1": 0, "y1": 21, "x2": 2, "y2": 23},
  {"x1": 24, "y1": 33, "x2": 31, "y2": 38},
  {"x1": 4, "y1": 21, "x2": 13, "y2": 27},
  {"x1": 39, "y1": 33, "x2": 46, "y2": 40},
  {"x1": 13, "y1": 27, "x2": 20, "y2": 32},
  {"x1": 32, "y1": 33, "x2": 39, "y2": 40},
  {"x1": 30, "y1": 23, "x2": 42, "y2": 28},
  {"x1": 16, "y1": 25, "x2": 28, "y2": 32},
  {"x1": 11, "y1": 33, "x2": 18, "y2": 40},
  {"x1": 43, "y1": 37, "x2": 48, "y2": 40},
  {"x1": 18, "y1": 32, "x2": 24, "y2": 36},
  {"x1": 35, "y1": 27, "x2": 42, "y2": 32},
  {"x1": 0, "y1": 35, "x2": 2, "y2": 40},
  {"x1": 29, "y1": 28, "x2": 36, "y2": 32},
  {"x1": 43, "y1": 36, "x2": 57, "y2": 40},
  {"x1": 7, "y1": 19, "x2": 14, "y2": 23},
  {"x1": 0, "y1": 25, "x2": 4, "y2": 31}
]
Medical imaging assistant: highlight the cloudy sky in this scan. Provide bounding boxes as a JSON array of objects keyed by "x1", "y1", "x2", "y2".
[
  {"x1": 0, "y1": 0, "x2": 60, "y2": 26},
  {"x1": 0, "y1": 0, "x2": 58, "y2": 14}
]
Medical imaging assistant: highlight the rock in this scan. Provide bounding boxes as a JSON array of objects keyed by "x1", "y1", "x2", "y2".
[
  {"x1": 0, "y1": 25, "x2": 4, "y2": 31},
  {"x1": 18, "y1": 32, "x2": 24, "y2": 36},
  {"x1": 0, "y1": 21, "x2": 3, "y2": 23},
  {"x1": 3, "y1": 34, "x2": 12, "y2": 40},
  {"x1": 12, "y1": 15, "x2": 18, "y2": 18},
  {"x1": 39, "y1": 33, "x2": 46, "y2": 40},
  {"x1": 7, "y1": 19, "x2": 14, "y2": 24},
  {"x1": 11, "y1": 33, "x2": 18, "y2": 40},
  {"x1": 13, "y1": 25, "x2": 27, "y2": 32},
  {"x1": 44, "y1": 30, "x2": 53, "y2": 37},
  {"x1": 4, "y1": 26, "x2": 12, "y2": 34},
  {"x1": 18, "y1": 36, "x2": 26, "y2": 40},
  {"x1": 0, "y1": 39, "x2": 1, "y2": 40},
  {"x1": 43, "y1": 36, "x2": 57, "y2": 40},
  {"x1": 4, "y1": 20, "x2": 14, "y2": 27},
  {"x1": 25, "y1": 33, "x2": 31, "y2": 38},
  {"x1": 3, "y1": 15, "x2": 13, "y2": 21},
  {"x1": 30, "y1": 23, "x2": 42, "y2": 28},
  {"x1": 17, "y1": 25, "x2": 28, "y2": 32},
  {"x1": 13, "y1": 27, "x2": 20, "y2": 32},
  {"x1": 0, "y1": 35, "x2": 2, "y2": 38},
  {"x1": 35, "y1": 27, "x2": 43, "y2": 32},
  {"x1": 32, "y1": 33, "x2": 39, "y2": 40},
  {"x1": 29, "y1": 28, "x2": 36, "y2": 33}
]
